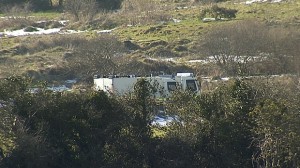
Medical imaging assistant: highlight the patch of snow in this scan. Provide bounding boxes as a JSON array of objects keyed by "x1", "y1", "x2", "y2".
[
  {"x1": 271, "y1": 0, "x2": 282, "y2": 2},
  {"x1": 29, "y1": 88, "x2": 40, "y2": 94},
  {"x1": 3, "y1": 27, "x2": 61, "y2": 37},
  {"x1": 244, "y1": 0, "x2": 282, "y2": 4},
  {"x1": 47, "y1": 85, "x2": 72, "y2": 92},
  {"x1": 202, "y1": 18, "x2": 216, "y2": 22},
  {"x1": 172, "y1": 18, "x2": 181, "y2": 23},
  {"x1": 187, "y1": 56, "x2": 266, "y2": 65},
  {"x1": 187, "y1": 59, "x2": 210, "y2": 64},
  {"x1": 201, "y1": 77, "x2": 212, "y2": 82},
  {"x1": 175, "y1": 6, "x2": 189, "y2": 10},
  {"x1": 0, "y1": 19, "x2": 114, "y2": 37},
  {"x1": 35, "y1": 20, "x2": 68, "y2": 25},
  {"x1": 0, "y1": 19, "x2": 81, "y2": 37},
  {"x1": 97, "y1": 29, "x2": 113, "y2": 34},
  {"x1": 60, "y1": 29, "x2": 87, "y2": 34},
  {"x1": 146, "y1": 57, "x2": 176, "y2": 62},
  {"x1": 163, "y1": 58, "x2": 175, "y2": 62},
  {"x1": 0, "y1": 16, "x2": 35, "y2": 20},
  {"x1": 97, "y1": 28, "x2": 116, "y2": 34},
  {"x1": 65, "y1": 79, "x2": 77, "y2": 84},
  {"x1": 0, "y1": 102, "x2": 6, "y2": 108},
  {"x1": 58, "y1": 20, "x2": 69, "y2": 25},
  {"x1": 202, "y1": 18, "x2": 228, "y2": 22},
  {"x1": 36, "y1": 20, "x2": 47, "y2": 23},
  {"x1": 221, "y1": 77, "x2": 230, "y2": 81},
  {"x1": 152, "y1": 115, "x2": 177, "y2": 127}
]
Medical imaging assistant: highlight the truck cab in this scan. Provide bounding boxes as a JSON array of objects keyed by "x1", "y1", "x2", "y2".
[{"x1": 175, "y1": 73, "x2": 200, "y2": 94}]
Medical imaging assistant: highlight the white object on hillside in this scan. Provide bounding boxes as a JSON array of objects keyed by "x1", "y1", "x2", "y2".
[
  {"x1": 3, "y1": 27, "x2": 61, "y2": 37},
  {"x1": 202, "y1": 18, "x2": 216, "y2": 22},
  {"x1": 94, "y1": 73, "x2": 200, "y2": 97},
  {"x1": 187, "y1": 59, "x2": 210, "y2": 64},
  {"x1": 97, "y1": 29, "x2": 113, "y2": 33},
  {"x1": 47, "y1": 85, "x2": 72, "y2": 92},
  {"x1": 244, "y1": 0, "x2": 282, "y2": 4},
  {"x1": 152, "y1": 115, "x2": 177, "y2": 126},
  {"x1": 60, "y1": 29, "x2": 87, "y2": 34},
  {"x1": 172, "y1": 18, "x2": 181, "y2": 23},
  {"x1": 0, "y1": 19, "x2": 89, "y2": 37},
  {"x1": 146, "y1": 57, "x2": 176, "y2": 62},
  {"x1": 221, "y1": 77, "x2": 230, "y2": 81},
  {"x1": 65, "y1": 79, "x2": 77, "y2": 84}
]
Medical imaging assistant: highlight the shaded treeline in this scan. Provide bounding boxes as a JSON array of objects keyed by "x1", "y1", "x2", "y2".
[
  {"x1": 0, "y1": 0, "x2": 123, "y2": 11},
  {"x1": 0, "y1": 76, "x2": 300, "y2": 168}
]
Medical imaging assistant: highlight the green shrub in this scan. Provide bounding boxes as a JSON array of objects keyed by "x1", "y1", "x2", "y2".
[
  {"x1": 24, "y1": 26, "x2": 38, "y2": 32},
  {"x1": 200, "y1": 5, "x2": 238, "y2": 20}
]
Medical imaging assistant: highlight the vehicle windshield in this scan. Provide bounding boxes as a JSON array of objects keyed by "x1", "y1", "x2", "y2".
[
  {"x1": 186, "y1": 80, "x2": 197, "y2": 91},
  {"x1": 167, "y1": 82, "x2": 177, "y2": 91}
]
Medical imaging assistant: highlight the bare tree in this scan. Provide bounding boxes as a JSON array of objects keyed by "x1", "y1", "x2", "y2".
[
  {"x1": 63, "y1": 0, "x2": 98, "y2": 22},
  {"x1": 201, "y1": 21, "x2": 266, "y2": 75},
  {"x1": 2, "y1": 2, "x2": 32, "y2": 19},
  {"x1": 200, "y1": 5, "x2": 238, "y2": 20},
  {"x1": 120, "y1": 0, "x2": 171, "y2": 25},
  {"x1": 200, "y1": 20, "x2": 300, "y2": 76},
  {"x1": 66, "y1": 34, "x2": 127, "y2": 77},
  {"x1": 263, "y1": 27, "x2": 300, "y2": 74}
]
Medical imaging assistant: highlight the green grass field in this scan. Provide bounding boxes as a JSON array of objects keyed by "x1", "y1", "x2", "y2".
[{"x1": 0, "y1": 0, "x2": 299, "y2": 79}]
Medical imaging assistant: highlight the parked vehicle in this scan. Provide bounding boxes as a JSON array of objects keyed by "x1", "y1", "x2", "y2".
[{"x1": 94, "y1": 73, "x2": 200, "y2": 97}]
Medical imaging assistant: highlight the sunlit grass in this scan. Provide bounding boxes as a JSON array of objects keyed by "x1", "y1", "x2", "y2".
[
  {"x1": 0, "y1": 0, "x2": 299, "y2": 79},
  {"x1": 115, "y1": 0, "x2": 299, "y2": 50},
  {"x1": 115, "y1": 18, "x2": 212, "y2": 47},
  {"x1": 152, "y1": 126, "x2": 168, "y2": 138},
  {"x1": 30, "y1": 11, "x2": 62, "y2": 20},
  {"x1": 224, "y1": 1, "x2": 300, "y2": 24},
  {"x1": 0, "y1": 132, "x2": 16, "y2": 156}
]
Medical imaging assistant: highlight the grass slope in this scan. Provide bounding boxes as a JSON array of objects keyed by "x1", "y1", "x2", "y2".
[{"x1": 0, "y1": 0, "x2": 299, "y2": 80}]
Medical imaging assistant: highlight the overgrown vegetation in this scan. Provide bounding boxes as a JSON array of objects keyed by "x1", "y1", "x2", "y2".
[
  {"x1": 0, "y1": 0, "x2": 299, "y2": 81},
  {"x1": 200, "y1": 4, "x2": 238, "y2": 20},
  {"x1": 198, "y1": 20, "x2": 300, "y2": 76},
  {"x1": 0, "y1": 0, "x2": 299, "y2": 166},
  {"x1": 0, "y1": 76, "x2": 300, "y2": 167}
]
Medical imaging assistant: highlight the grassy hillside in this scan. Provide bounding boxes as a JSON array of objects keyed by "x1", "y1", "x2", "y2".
[{"x1": 0, "y1": 0, "x2": 299, "y2": 81}]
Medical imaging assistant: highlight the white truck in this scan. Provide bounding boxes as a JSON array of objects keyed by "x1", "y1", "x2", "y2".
[{"x1": 93, "y1": 73, "x2": 200, "y2": 97}]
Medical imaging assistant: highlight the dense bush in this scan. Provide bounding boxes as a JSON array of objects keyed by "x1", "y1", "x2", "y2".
[
  {"x1": 199, "y1": 20, "x2": 300, "y2": 76},
  {"x1": 1, "y1": 76, "x2": 300, "y2": 167},
  {"x1": 0, "y1": 0, "x2": 51, "y2": 11},
  {"x1": 63, "y1": 0, "x2": 98, "y2": 22},
  {"x1": 0, "y1": 0, "x2": 123, "y2": 12},
  {"x1": 200, "y1": 5, "x2": 238, "y2": 20}
]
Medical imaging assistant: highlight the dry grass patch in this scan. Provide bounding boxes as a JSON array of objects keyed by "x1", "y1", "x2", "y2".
[{"x1": 0, "y1": 18, "x2": 34, "y2": 31}]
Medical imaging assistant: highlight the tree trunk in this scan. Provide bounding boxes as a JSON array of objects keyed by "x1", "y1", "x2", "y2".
[
  {"x1": 59, "y1": 0, "x2": 63, "y2": 6},
  {"x1": 49, "y1": 0, "x2": 53, "y2": 7}
]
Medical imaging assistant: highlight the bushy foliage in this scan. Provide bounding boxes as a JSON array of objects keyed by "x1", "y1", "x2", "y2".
[
  {"x1": 0, "y1": 77, "x2": 131, "y2": 168},
  {"x1": 200, "y1": 20, "x2": 300, "y2": 76},
  {"x1": 200, "y1": 5, "x2": 238, "y2": 20},
  {"x1": 120, "y1": 0, "x2": 172, "y2": 25},
  {"x1": 251, "y1": 99, "x2": 300, "y2": 167},
  {"x1": 1, "y1": 76, "x2": 300, "y2": 167},
  {"x1": 0, "y1": 0, "x2": 123, "y2": 11},
  {"x1": 63, "y1": 0, "x2": 98, "y2": 22},
  {"x1": 164, "y1": 80, "x2": 257, "y2": 167},
  {"x1": 66, "y1": 34, "x2": 127, "y2": 77},
  {"x1": 0, "y1": 0, "x2": 51, "y2": 11}
]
